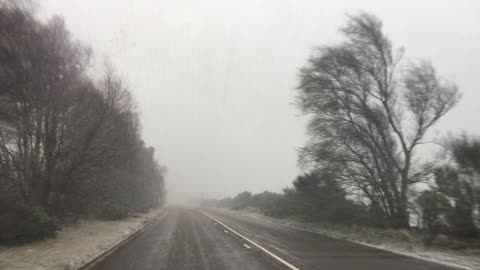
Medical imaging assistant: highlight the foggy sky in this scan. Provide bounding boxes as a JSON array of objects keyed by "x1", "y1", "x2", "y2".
[{"x1": 40, "y1": 0, "x2": 480, "y2": 203}]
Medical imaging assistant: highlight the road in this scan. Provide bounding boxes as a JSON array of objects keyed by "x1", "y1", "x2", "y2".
[{"x1": 89, "y1": 208, "x2": 460, "y2": 270}]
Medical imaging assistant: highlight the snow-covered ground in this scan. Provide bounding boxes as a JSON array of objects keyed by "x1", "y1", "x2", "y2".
[
  {"x1": 226, "y1": 208, "x2": 480, "y2": 270},
  {"x1": 0, "y1": 208, "x2": 165, "y2": 270}
]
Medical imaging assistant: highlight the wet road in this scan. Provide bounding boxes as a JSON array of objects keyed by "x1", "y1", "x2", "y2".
[
  {"x1": 88, "y1": 208, "x2": 278, "y2": 270},
  {"x1": 89, "y1": 208, "x2": 460, "y2": 270}
]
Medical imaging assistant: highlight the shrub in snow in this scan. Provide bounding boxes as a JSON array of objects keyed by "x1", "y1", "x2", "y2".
[
  {"x1": 100, "y1": 202, "x2": 129, "y2": 220},
  {"x1": 0, "y1": 199, "x2": 58, "y2": 245}
]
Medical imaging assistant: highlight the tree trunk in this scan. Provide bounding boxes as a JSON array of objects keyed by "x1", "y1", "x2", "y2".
[{"x1": 391, "y1": 206, "x2": 410, "y2": 228}]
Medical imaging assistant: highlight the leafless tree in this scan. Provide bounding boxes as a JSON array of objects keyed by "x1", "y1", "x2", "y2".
[
  {"x1": 296, "y1": 12, "x2": 460, "y2": 227},
  {"x1": 0, "y1": 1, "x2": 165, "y2": 224}
]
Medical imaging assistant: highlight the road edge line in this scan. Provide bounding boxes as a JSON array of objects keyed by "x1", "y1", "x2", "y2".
[
  {"x1": 226, "y1": 210, "x2": 471, "y2": 270},
  {"x1": 201, "y1": 211, "x2": 301, "y2": 270},
  {"x1": 77, "y1": 209, "x2": 169, "y2": 270}
]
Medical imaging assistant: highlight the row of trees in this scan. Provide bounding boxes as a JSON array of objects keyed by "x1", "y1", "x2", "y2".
[
  {"x1": 0, "y1": 1, "x2": 165, "y2": 243},
  {"x1": 209, "y1": 135, "x2": 479, "y2": 235},
  {"x1": 205, "y1": 172, "x2": 368, "y2": 225},
  {"x1": 208, "y1": 12, "x2": 478, "y2": 237}
]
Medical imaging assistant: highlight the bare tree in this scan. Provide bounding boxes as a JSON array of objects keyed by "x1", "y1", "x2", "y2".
[
  {"x1": 0, "y1": 1, "x2": 165, "y2": 226},
  {"x1": 296, "y1": 12, "x2": 460, "y2": 227}
]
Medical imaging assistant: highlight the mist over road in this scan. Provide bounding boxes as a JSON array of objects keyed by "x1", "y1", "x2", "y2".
[{"x1": 89, "y1": 208, "x2": 460, "y2": 270}]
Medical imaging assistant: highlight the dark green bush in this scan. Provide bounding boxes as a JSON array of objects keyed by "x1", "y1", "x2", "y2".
[
  {"x1": 100, "y1": 202, "x2": 129, "y2": 220},
  {"x1": 0, "y1": 199, "x2": 58, "y2": 245}
]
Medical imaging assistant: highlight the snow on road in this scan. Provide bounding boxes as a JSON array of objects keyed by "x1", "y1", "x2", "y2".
[{"x1": 0, "y1": 208, "x2": 164, "y2": 270}]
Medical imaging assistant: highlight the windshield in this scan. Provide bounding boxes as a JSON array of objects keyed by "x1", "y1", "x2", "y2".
[{"x1": 1, "y1": 1, "x2": 479, "y2": 270}]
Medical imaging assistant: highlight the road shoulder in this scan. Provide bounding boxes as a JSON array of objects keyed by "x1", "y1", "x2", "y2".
[
  {"x1": 211, "y1": 208, "x2": 480, "y2": 270},
  {"x1": 0, "y1": 208, "x2": 166, "y2": 270}
]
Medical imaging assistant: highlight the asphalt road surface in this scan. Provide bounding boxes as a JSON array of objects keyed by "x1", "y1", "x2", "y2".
[{"x1": 89, "y1": 208, "x2": 461, "y2": 270}]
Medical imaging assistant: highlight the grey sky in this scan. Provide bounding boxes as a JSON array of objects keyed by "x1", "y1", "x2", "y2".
[{"x1": 40, "y1": 0, "x2": 480, "y2": 203}]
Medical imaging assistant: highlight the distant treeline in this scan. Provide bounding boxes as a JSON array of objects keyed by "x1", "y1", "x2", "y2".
[
  {"x1": 206, "y1": 142, "x2": 480, "y2": 236},
  {"x1": 0, "y1": 1, "x2": 165, "y2": 244},
  {"x1": 206, "y1": 12, "x2": 479, "y2": 237},
  {"x1": 203, "y1": 172, "x2": 369, "y2": 225}
]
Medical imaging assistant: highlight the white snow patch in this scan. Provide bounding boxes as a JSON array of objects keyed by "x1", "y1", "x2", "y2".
[{"x1": 0, "y1": 208, "x2": 165, "y2": 270}]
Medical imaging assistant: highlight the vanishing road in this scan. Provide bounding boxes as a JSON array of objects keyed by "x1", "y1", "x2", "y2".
[{"x1": 88, "y1": 208, "x2": 460, "y2": 270}]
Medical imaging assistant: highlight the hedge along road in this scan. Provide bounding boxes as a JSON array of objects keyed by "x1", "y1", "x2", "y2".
[{"x1": 87, "y1": 207, "x2": 464, "y2": 270}]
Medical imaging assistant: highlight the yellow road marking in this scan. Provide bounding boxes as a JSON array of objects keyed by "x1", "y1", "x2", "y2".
[{"x1": 201, "y1": 212, "x2": 301, "y2": 270}]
